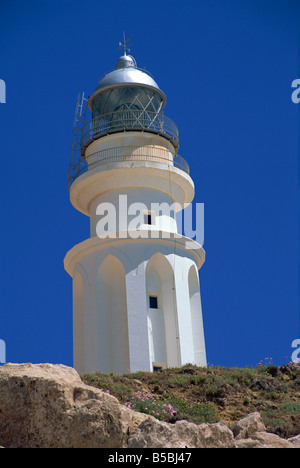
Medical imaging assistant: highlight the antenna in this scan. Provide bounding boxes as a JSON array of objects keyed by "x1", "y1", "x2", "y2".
[
  {"x1": 68, "y1": 92, "x2": 88, "y2": 190},
  {"x1": 118, "y1": 32, "x2": 132, "y2": 56}
]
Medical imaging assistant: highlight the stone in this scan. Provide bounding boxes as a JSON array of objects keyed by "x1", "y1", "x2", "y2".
[
  {"x1": 126, "y1": 417, "x2": 235, "y2": 448},
  {"x1": 249, "y1": 432, "x2": 296, "y2": 448},
  {"x1": 235, "y1": 438, "x2": 265, "y2": 448},
  {"x1": 174, "y1": 420, "x2": 236, "y2": 449},
  {"x1": 0, "y1": 363, "x2": 125, "y2": 448},
  {"x1": 235, "y1": 431, "x2": 298, "y2": 449},
  {"x1": 232, "y1": 412, "x2": 266, "y2": 440},
  {"x1": 287, "y1": 435, "x2": 300, "y2": 448}
]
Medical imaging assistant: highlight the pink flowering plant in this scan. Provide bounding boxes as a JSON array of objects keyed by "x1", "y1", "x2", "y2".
[
  {"x1": 125, "y1": 390, "x2": 177, "y2": 422},
  {"x1": 257, "y1": 357, "x2": 300, "y2": 379},
  {"x1": 279, "y1": 360, "x2": 300, "y2": 378}
]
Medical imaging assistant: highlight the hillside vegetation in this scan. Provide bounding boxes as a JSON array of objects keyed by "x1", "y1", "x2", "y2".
[{"x1": 82, "y1": 360, "x2": 300, "y2": 439}]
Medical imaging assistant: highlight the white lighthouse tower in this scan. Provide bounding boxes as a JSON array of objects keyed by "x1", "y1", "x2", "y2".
[{"x1": 64, "y1": 43, "x2": 207, "y2": 375}]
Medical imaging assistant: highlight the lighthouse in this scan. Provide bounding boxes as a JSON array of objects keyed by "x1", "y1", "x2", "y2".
[{"x1": 64, "y1": 42, "x2": 207, "y2": 375}]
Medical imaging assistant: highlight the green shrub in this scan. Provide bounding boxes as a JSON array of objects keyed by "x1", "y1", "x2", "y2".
[
  {"x1": 169, "y1": 396, "x2": 219, "y2": 424},
  {"x1": 279, "y1": 400, "x2": 300, "y2": 414},
  {"x1": 265, "y1": 365, "x2": 279, "y2": 377}
]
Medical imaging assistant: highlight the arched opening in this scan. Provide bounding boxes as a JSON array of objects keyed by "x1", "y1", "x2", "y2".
[
  {"x1": 97, "y1": 255, "x2": 130, "y2": 374},
  {"x1": 146, "y1": 253, "x2": 180, "y2": 369},
  {"x1": 188, "y1": 265, "x2": 206, "y2": 366},
  {"x1": 73, "y1": 271, "x2": 85, "y2": 374}
]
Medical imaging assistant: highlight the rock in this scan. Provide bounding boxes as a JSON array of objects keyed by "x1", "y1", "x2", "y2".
[
  {"x1": 0, "y1": 363, "x2": 125, "y2": 448},
  {"x1": 232, "y1": 412, "x2": 266, "y2": 440},
  {"x1": 172, "y1": 420, "x2": 236, "y2": 449},
  {"x1": 287, "y1": 435, "x2": 300, "y2": 448},
  {"x1": 126, "y1": 417, "x2": 235, "y2": 448},
  {"x1": 235, "y1": 433, "x2": 296, "y2": 449},
  {"x1": 232, "y1": 413, "x2": 300, "y2": 448},
  {"x1": 249, "y1": 432, "x2": 296, "y2": 448},
  {"x1": 235, "y1": 438, "x2": 265, "y2": 448}
]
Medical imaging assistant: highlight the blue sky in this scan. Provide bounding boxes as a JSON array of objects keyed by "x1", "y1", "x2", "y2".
[{"x1": 0, "y1": 0, "x2": 299, "y2": 369}]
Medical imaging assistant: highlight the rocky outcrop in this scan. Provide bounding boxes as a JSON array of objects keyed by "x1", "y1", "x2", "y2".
[
  {"x1": 0, "y1": 363, "x2": 298, "y2": 448},
  {"x1": 235, "y1": 432, "x2": 297, "y2": 449},
  {"x1": 0, "y1": 363, "x2": 125, "y2": 448},
  {"x1": 124, "y1": 415, "x2": 235, "y2": 448},
  {"x1": 232, "y1": 413, "x2": 296, "y2": 448},
  {"x1": 232, "y1": 412, "x2": 267, "y2": 440}
]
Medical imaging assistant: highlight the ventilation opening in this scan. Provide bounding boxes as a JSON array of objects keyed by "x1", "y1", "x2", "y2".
[
  {"x1": 144, "y1": 210, "x2": 155, "y2": 225},
  {"x1": 152, "y1": 362, "x2": 166, "y2": 372},
  {"x1": 149, "y1": 295, "x2": 158, "y2": 309}
]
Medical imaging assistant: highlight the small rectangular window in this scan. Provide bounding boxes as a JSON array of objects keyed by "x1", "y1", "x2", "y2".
[
  {"x1": 144, "y1": 213, "x2": 152, "y2": 225},
  {"x1": 152, "y1": 362, "x2": 166, "y2": 372},
  {"x1": 149, "y1": 295, "x2": 158, "y2": 309},
  {"x1": 143, "y1": 210, "x2": 155, "y2": 225}
]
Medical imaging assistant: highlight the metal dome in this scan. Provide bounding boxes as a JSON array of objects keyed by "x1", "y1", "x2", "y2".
[
  {"x1": 88, "y1": 54, "x2": 167, "y2": 109},
  {"x1": 115, "y1": 54, "x2": 137, "y2": 69}
]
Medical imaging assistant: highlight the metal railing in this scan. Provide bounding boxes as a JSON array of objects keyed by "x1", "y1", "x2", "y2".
[
  {"x1": 81, "y1": 110, "x2": 179, "y2": 153},
  {"x1": 68, "y1": 146, "x2": 189, "y2": 189}
]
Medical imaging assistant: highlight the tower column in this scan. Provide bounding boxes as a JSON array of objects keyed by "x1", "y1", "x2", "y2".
[
  {"x1": 73, "y1": 264, "x2": 99, "y2": 374},
  {"x1": 173, "y1": 257, "x2": 196, "y2": 365},
  {"x1": 125, "y1": 262, "x2": 151, "y2": 372}
]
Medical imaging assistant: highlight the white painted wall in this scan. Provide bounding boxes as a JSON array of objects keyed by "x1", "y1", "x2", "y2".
[
  {"x1": 85, "y1": 131, "x2": 174, "y2": 167},
  {"x1": 73, "y1": 271, "x2": 85, "y2": 374},
  {"x1": 97, "y1": 255, "x2": 130, "y2": 374},
  {"x1": 146, "y1": 260, "x2": 167, "y2": 368},
  {"x1": 69, "y1": 238, "x2": 206, "y2": 374},
  {"x1": 189, "y1": 266, "x2": 207, "y2": 366}
]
